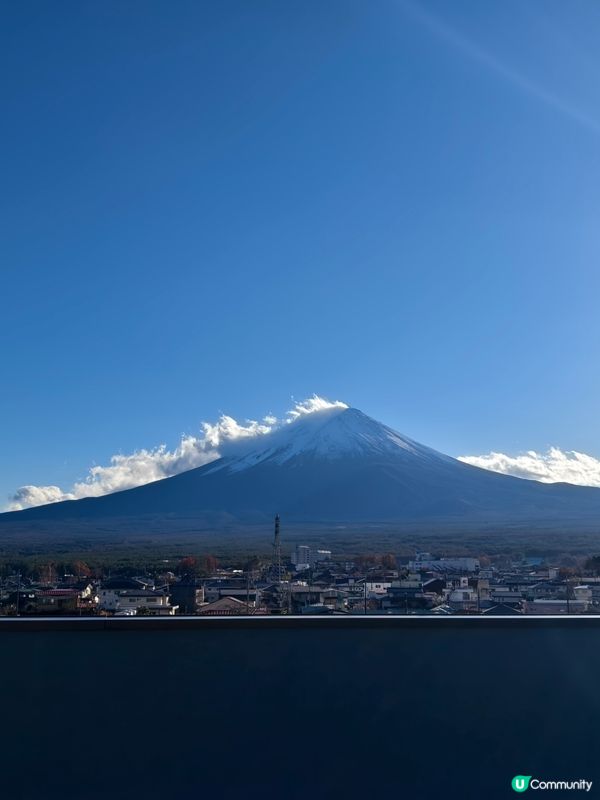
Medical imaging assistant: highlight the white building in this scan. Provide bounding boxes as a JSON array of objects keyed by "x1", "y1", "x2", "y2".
[
  {"x1": 291, "y1": 545, "x2": 311, "y2": 570},
  {"x1": 448, "y1": 584, "x2": 479, "y2": 611},
  {"x1": 291, "y1": 546, "x2": 332, "y2": 570},
  {"x1": 365, "y1": 581, "x2": 392, "y2": 597},
  {"x1": 573, "y1": 585, "x2": 593, "y2": 604},
  {"x1": 98, "y1": 583, "x2": 177, "y2": 615},
  {"x1": 312, "y1": 549, "x2": 332, "y2": 564},
  {"x1": 98, "y1": 578, "x2": 154, "y2": 611}
]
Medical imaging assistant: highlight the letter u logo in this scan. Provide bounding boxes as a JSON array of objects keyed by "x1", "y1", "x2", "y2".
[{"x1": 511, "y1": 775, "x2": 532, "y2": 792}]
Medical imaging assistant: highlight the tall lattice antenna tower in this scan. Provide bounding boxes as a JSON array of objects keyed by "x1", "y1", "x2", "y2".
[{"x1": 272, "y1": 514, "x2": 282, "y2": 584}]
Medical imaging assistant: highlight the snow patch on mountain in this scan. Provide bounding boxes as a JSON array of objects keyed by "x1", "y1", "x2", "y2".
[{"x1": 210, "y1": 407, "x2": 447, "y2": 473}]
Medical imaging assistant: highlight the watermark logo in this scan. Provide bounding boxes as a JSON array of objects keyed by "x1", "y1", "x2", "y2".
[
  {"x1": 512, "y1": 776, "x2": 532, "y2": 793},
  {"x1": 511, "y1": 775, "x2": 593, "y2": 792}
]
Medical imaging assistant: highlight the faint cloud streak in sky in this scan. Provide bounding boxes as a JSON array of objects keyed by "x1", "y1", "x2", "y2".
[{"x1": 398, "y1": 0, "x2": 600, "y2": 135}]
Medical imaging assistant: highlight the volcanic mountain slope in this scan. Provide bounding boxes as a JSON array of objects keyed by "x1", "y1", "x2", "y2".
[{"x1": 4, "y1": 405, "x2": 600, "y2": 526}]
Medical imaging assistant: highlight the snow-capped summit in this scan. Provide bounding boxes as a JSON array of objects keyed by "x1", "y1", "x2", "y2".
[
  {"x1": 210, "y1": 406, "x2": 445, "y2": 473},
  {"x1": 4, "y1": 404, "x2": 600, "y2": 528}
]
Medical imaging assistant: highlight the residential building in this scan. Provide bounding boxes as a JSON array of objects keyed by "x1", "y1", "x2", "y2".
[
  {"x1": 115, "y1": 590, "x2": 177, "y2": 615},
  {"x1": 197, "y1": 597, "x2": 256, "y2": 616}
]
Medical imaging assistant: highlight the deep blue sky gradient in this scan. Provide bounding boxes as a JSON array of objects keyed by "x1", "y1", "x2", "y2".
[{"x1": 2, "y1": 0, "x2": 600, "y2": 500}]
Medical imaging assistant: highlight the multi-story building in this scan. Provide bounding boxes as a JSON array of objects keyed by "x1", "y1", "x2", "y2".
[
  {"x1": 97, "y1": 578, "x2": 153, "y2": 611},
  {"x1": 291, "y1": 545, "x2": 311, "y2": 570},
  {"x1": 291, "y1": 546, "x2": 333, "y2": 571},
  {"x1": 114, "y1": 590, "x2": 177, "y2": 615}
]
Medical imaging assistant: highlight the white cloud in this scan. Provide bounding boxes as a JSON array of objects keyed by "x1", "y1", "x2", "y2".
[
  {"x1": 286, "y1": 395, "x2": 348, "y2": 420},
  {"x1": 9, "y1": 485, "x2": 76, "y2": 509},
  {"x1": 458, "y1": 447, "x2": 600, "y2": 487},
  {"x1": 6, "y1": 395, "x2": 348, "y2": 511}
]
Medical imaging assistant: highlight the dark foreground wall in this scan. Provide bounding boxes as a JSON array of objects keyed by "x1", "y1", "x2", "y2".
[{"x1": 1, "y1": 617, "x2": 599, "y2": 800}]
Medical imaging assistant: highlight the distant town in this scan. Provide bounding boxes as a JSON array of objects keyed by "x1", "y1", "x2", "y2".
[{"x1": 2, "y1": 516, "x2": 600, "y2": 617}]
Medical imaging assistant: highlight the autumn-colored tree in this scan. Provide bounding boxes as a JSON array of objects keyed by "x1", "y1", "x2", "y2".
[
  {"x1": 177, "y1": 556, "x2": 198, "y2": 576},
  {"x1": 73, "y1": 560, "x2": 92, "y2": 578},
  {"x1": 354, "y1": 555, "x2": 378, "y2": 571},
  {"x1": 37, "y1": 562, "x2": 56, "y2": 585},
  {"x1": 558, "y1": 566, "x2": 577, "y2": 578},
  {"x1": 380, "y1": 553, "x2": 397, "y2": 570},
  {"x1": 198, "y1": 555, "x2": 219, "y2": 575}
]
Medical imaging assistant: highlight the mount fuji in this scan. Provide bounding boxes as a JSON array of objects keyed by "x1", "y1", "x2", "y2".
[{"x1": 3, "y1": 404, "x2": 600, "y2": 530}]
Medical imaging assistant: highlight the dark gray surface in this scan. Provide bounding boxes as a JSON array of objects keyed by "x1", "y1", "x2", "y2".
[{"x1": 0, "y1": 617, "x2": 598, "y2": 799}]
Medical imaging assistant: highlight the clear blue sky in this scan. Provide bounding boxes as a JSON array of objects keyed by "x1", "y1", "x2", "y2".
[{"x1": 2, "y1": 0, "x2": 600, "y2": 502}]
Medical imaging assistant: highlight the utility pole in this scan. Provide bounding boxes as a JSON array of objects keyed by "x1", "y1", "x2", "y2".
[
  {"x1": 15, "y1": 571, "x2": 21, "y2": 617},
  {"x1": 270, "y1": 514, "x2": 287, "y2": 614},
  {"x1": 272, "y1": 514, "x2": 282, "y2": 585}
]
